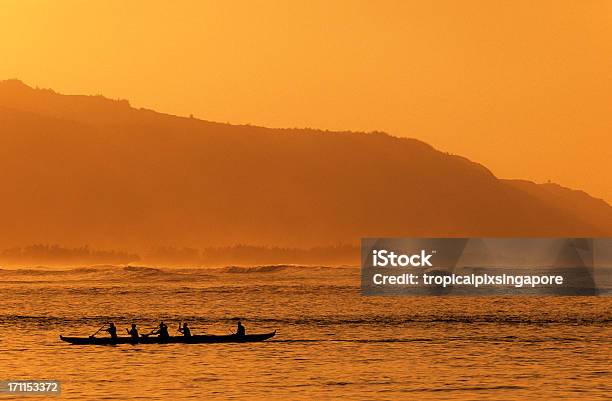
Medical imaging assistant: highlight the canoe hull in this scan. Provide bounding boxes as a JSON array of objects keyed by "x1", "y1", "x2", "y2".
[{"x1": 60, "y1": 331, "x2": 276, "y2": 345}]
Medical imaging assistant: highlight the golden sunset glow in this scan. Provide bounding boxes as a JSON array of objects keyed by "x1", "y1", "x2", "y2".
[
  {"x1": 1, "y1": 0, "x2": 610, "y2": 201},
  {"x1": 0, "y1": 4, "x2": 611, "y2": 399}
]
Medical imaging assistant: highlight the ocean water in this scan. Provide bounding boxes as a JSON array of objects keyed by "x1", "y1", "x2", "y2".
[{"x1": 0, "y1": 265, "x2": 610, "y2": 400}]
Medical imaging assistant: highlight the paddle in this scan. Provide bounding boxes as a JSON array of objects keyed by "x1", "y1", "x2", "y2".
[
  {"x1": 141, "y1": 327, "x2": 157, "y2": 338},
  {"x1": 141, "y1": 323, "x2": 164, "y2": 337},
  {"x1": 89, "y1": 324, "x2": 106, "y2": 338}
]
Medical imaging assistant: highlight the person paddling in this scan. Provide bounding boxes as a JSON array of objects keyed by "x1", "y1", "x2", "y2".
[
  {"x1": 178, "y1": 322, "x2": 191, "y2": 337},
  {"x1": 236, "y1": 320, "x2": 245, "y2": 336},
  {"x1": 105, "y1": 322, "x2": 118, "y2": 340},
  {"x1": 152, "y1": 321, "x2": 169, "y2": 339},
  {"x1": 127, "y1": 323, "x2": 139, "y2": 340}
]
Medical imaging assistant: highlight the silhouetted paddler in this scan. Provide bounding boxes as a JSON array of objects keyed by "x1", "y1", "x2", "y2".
[
  {"x1": 152, "y1": 321, "x2": 169, "y2": 339},
  {"x1": 178, "y1": 322, "x2": 191, "y2": 337},
  {"x1": 127, "y1": 323, "x2": 139, "y2": 340},
  {"x1": 236, "y1": 321, "x2": 245, "y2": 336},
  {"x1": 105, "y1": 322, "x2": 118, "y2": 339}
]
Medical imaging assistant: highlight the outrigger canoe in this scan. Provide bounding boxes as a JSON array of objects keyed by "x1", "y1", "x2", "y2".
[{"x1": 60, "y1": 331, "x2": 276, "y2": 345}]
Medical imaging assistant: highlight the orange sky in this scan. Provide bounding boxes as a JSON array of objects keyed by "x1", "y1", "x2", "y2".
[{"x1": 1, "y1": 0, "x2": 611, "y2": 202}]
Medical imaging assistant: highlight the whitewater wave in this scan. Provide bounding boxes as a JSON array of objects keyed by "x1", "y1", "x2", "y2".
[
  {"x1": 122, "y1": 265, "x2": 164, "y2": 274},
  {"x1": 0, "y1": 264, "x2": 351, "y2": 277},
  {"x1": 221, "y1": 265, "x2": 291, "y2": 273}
]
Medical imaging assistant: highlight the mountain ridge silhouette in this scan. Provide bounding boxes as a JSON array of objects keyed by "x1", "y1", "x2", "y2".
[{"x1": 1, "y1": 79, "x2": 610, "y2": 251}]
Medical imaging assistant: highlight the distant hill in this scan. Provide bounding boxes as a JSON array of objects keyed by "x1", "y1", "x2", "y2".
[{"x1": 0, "y1": 79, "x2": 610, "y2": 252}]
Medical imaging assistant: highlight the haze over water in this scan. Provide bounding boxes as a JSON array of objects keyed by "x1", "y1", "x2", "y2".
[{"x1": 0, "y1": 265, "x2": 609, "y2": 400}]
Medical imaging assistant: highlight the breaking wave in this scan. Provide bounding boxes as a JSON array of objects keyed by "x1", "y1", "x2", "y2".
[
  {"x1": 221, "y1": 265, "x2": 290, "y2": 273},
  {"x1": 0, "y1": 264, "x2": 353, "y2": 283}
]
